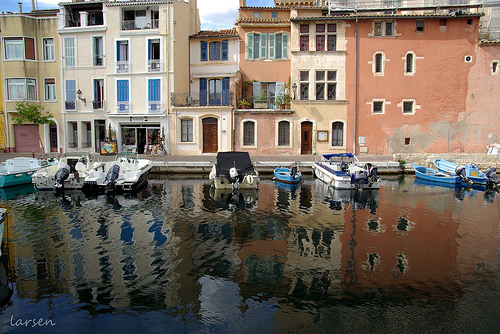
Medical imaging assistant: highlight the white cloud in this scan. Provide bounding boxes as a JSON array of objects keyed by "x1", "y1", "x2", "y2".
[{"x1": 198, "y1": 0, "x2": 239, "y2": 30}]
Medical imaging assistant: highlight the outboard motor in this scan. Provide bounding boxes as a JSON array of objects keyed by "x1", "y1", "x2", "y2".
[
  {"x1": 366, "y1": 163, "x2": 379, "y2": 183},
  {"x1": 291, "y1": 165, "x2": 298, "y2": 178},
  {"x1": 229, "y1": 167, "x2": 239, "y2": 189},
  {"x1": 353, "y1": 170, "x2": 369, "y2": 185},
  {"x1": 455, "y1": 166, "x2": 473, "y2": 185},
  {"x1": 485, "y1": 166, "x2": 498, "y2": 188},
  {"x1": 105, "y1": 164, "x2": 120, "y2": 193},
  {"x1": 54, "y1": 164, "x2": 70, "y2": 190}
]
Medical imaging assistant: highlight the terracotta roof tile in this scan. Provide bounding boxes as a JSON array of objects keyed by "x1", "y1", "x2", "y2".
[
  {"x1": 190, "y1": 28, "x2": 238, "y2": 39},
  {"x1": 237, "y1": 17, "x2": 290, "y2": 24}
]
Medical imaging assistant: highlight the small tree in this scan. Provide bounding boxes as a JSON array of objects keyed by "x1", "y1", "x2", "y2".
[{"x1": 14, "y1": 101, "x2": 54, "y2": 153}]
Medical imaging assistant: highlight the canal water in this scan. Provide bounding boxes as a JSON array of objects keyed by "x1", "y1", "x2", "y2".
[{"x1": 0, "y1": 175, "x2": 499, "y2": 333}]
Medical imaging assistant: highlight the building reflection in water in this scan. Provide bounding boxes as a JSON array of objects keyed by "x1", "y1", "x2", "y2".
[{"x1": 1, "y1": 177, "x2": 499, "y2": 329}]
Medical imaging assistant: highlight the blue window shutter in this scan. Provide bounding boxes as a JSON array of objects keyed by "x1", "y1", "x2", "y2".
[
  {"x1": 200, "y1": 78, "x2": 207, "y2": 106},
  {"x1": 253, "y1": 81, "x2": 261, "y2": 105},
  {"x1": 148, "y1": 79, "x2": 160, "y2": 101},
  {"x1": 66, "y1": 80, "x2": 76, "y2": 101},
  {"x1": 116, "y1": 41, "x2": 120, "y2": 61},
  {"x1": 200, "y1": 41, "x2": 207, "y2": 61},
  {"x1": 282, "y1": 33, "x2": 289, "y2": 59},
  {"x1": 222, "y1": 77, "x2": 230, "y2": 105},
  {"x1": 148, "y1": 39, "x2": 151, "y2": 60},
  {"x1": 221, "y1": 40, "x2": 228, "y2": 60},
  {"x1": 247, "y1": 33, "x2": 254, "y2": 59},
  {"x1": 269, "y1": 33, "x2": 275, "y2": 59},
  {"x1": 260, "y1": 33, "x2": 267, "y2": 59},
  {"x1": 117, "y1": 80, "x2": 129, "y2": 102}
]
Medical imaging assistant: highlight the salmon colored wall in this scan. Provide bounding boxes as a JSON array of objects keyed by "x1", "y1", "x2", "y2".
[{"x1": 346, "y1": 16, "x2": 483, "y2": 155}]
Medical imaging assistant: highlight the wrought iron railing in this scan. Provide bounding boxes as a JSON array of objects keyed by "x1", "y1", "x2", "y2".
[
  {"x1": 117, "y1": 102, "x2": 130, "y2": 113},
  {"x1": 170, "y1": 92, "x2": 234, "y2": 107},
  {"x1": 121, "y1": 19, "x2": 159, "y2": 31},
  {"x1": 116, "y1": 61, "x2": 130, "y2": 73},
  {"x1": 148, "y1": 101, "x2": 163, "y2": 113}
]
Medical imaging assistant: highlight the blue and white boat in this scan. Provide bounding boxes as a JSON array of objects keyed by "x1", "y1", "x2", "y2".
[
  {"x1": 273, "y1": 164, "x2": 302, "y2": 184},
  {"x1": 433, "y1": 158, "x2": 496, "y2": 186},
  {"x1": 313, "y1": 153, "x2": 381, "y2": 190},
  {"x1": 413, "y1": 163, "x2": 461, "y2": 184},
  {"x1": 0, "y1": 157, "x2": 56, "y2": 188}
]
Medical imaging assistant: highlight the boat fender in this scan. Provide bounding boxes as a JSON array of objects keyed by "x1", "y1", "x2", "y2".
[
  {"x1": 229, "y1": 167, "x2": 238, "y2": 179},
  {"x1": 328, "y1": 176, "x2": 334, "y2": 187},
  {"x1": 247, "y1": 175, "x2": 254, "y2": 185},
  {"x1": 54, "y1": 166, "x2": 70, "y2": 189}
]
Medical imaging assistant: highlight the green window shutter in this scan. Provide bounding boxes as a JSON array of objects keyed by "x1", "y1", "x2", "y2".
[
  {"x1": 253, "y1": 81, "x2": 262, "y2": 105},
  {"x1": 260, "y1": 33, "x2": 267, "y2": 59},
  {"x1": 269, "y1": 33, "x2": 275, "y2": 59},
  {"x1": 282, "y1": 33, "x2": 289, "y2": 59},
  {"x1": 247, "y1": 33, "x2": 254, "y2": 59}
]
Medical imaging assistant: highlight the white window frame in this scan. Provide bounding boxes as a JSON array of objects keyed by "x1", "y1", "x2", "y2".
[
  {"x1": 42, "y1": 38, "x2": 55, "y2": 61},
  {"x1": 44, "y1": 78, "x2": 56, "y2": 101},
  {"x1": 371, "y1": 99, "x2": 385, "y2": 114},
  {"x1": 6, "y1": 78, "x2": 37, "y2": 101},
  {"x1": 299, "y1": 70, "x2": 310, "y2": 100},
  {"x1": 4, "y1": 38, "x2": 23, "y2": 60},
  {"x1": 180, "y1": 117, "x2": 194, "y2": 143},
  {"x1": 400, "y1": 99, "x2": 418, "y2": 115},
  {"x1": 329, "y1": 119, "x2": 347, "y2": 149},
  {"x1": 241, "y1": 119, "x2": 257, "y2": 148},
  {"x1": 315, "y1": 70, "x2": 337, "y2": 100},
  {"x1": 492, "y1": 60, "x2": 499, "y2": 75},
  {"x1": 371, "y1": 52, "x2": 387, "y2": 76},
  {"x1": 373, "y1": 20, "x2": 396, "y2": 37},
  {"x1": 404, "y1": 51, "x2": 416, "y2": 75},
  {"x1": 275, "y1": 117, "x2": 293, "y2": 148},
  {"x1": 92, "y1": 35, "x2": 104, "y2": 66}
]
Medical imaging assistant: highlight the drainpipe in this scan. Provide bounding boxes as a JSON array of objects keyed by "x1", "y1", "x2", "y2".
[{"x1": 353, "y1": 14, "x2": 358, "y2": 155}]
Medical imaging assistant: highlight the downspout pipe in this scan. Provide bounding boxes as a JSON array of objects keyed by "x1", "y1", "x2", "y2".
[{"x1": 353, "y1": 14, "x2": 358, "y2": 155}]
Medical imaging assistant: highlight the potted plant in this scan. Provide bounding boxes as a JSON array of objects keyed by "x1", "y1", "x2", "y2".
[
  {"x1": 275, "y1": 94, "x2": 286, "y2": 109},
  {"x1": 254, "y1": 91, "x2": 267, "y2": 109},
  {"x1": 237, "y1": 98, "x2": 251, "y2": 109}
]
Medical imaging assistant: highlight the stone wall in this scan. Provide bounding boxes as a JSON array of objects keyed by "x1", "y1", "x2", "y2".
[{"x1": 394, "y1": 153, "x2": 500, "y2": 171}]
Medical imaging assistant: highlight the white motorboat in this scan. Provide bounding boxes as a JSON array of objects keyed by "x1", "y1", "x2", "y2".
[
  {"x1": 0, "y1": 157, "x2": 56, "y2": 188},
  {"x1": 208, "y1": 151, "x2": 259, "y2": 190},
  {"x1": 83, "y1": 152, "x2": 153, "y2": 193},
  {"x1": 32, "y1": 152, "x2": 103, "y2": 190},
  {"x1": 312, "y1": 153, "x2": 381, "y2": 190}
]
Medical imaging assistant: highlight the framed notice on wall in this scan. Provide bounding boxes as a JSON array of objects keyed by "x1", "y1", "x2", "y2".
[
  {"x1": 317, "y1": 131, "x2": 329, "y2": 142},
  {"x1": 100, "y1": 140, "x2": 117, "y2": 155}
]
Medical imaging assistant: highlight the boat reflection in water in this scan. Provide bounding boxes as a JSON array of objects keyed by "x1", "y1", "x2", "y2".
[
  {"x1": 0, "y1": 177, "x2": 500, "y2": 333},
  {"x1": 413, "y1": 177, "x2": 497, "y2": 202}
]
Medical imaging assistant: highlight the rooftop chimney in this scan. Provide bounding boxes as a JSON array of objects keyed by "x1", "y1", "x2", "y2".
[
  {"x1": 18, "y1": 2, "x2": 22, "y2": 13},
  {"x1": 239, "y1": 0, "x2": 246, "y2": 8}
]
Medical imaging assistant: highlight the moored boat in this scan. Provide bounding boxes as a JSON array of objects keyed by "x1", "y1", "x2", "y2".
[
  {"x1": 413, "y1": 163, "x2": 461, "y2": 184},
  {"x1": 209, "y1": 151, "x2": 259, "y2": 190},
  {"x1": 0, "y1": 208, "x2": 6, "y2": 256},
  {"x1": 83, "y1": 152, "x2": 153, "y2": 194},
  {"x1": 32, "y1": 152, "x2": 103, "y2": 191},
  {"x1": 433, "y1": 158, "x2": 494, "y2": 185},
  {"x1": 273, "y1": 164, "x2": 302, "y2": 184},
  {"x1": 0, "y1": 157, "x2": 56, "y2": 188},
  {"x1": 312, "y1": 153, "x2": 381, "y2": 190}
]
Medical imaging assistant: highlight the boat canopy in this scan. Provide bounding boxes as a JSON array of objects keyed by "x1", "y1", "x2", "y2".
[
  {"x1": 323, "y1": 153, "x2": 354, "y2": 159},
  {"x1": 215, "y1": 151, "x2": 255, "y2": 177}
]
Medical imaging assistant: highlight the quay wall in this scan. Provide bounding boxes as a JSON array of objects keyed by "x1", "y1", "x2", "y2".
[{"x1": 394, "y1": 153, "x2": 500, "y2": 172}]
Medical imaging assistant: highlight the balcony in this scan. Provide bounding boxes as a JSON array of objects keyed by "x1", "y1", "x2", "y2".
[
  {"x1": 121, "y1": 19, "x2": 159, "y2": 31},
  {"x1": 148, "y1": 60, "x2": 162, "y2": 72},
  {"x1": 148, "y1": 101, "x2": 163, "y2": 113},
  {"x1": 92, "y1": 100, "x2": 104, "y2": 110},
  {"x1": 117, "y1": 102, "x2": 130, "y2": 113},
  {"x1": 116, "y1": 61, "x2": 130, "y2": 73},
  {"x1": 94, "y1": 55, "x2": 104, "y2": 66},
  {"x1": 65, "y1": 101, "x2": 76, "y2": 110},
  {"x1": 171, "y1": 92, "x2": 234, "y2": 107}
]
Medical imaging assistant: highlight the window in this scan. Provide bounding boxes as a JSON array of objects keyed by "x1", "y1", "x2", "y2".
[
  {"x1": 4, "y1": 38, "x2": 23, "y2": 59},
  {"x1": 243, "y1": 121, "x2": 256, "y2": 146},
  {"x1": 416, "y1": 20, "x2": 424, "y2": 32},
  {"x1": 43, "y1": 38, "x2": 54, "y2": 61},
  {"x1": 69, "y1": 122, "x2": 78, "y2": 148},
  {"x1": 148, "y1": 79, "x2": 161, "y2": 112},
  {"x1": 44, "y1": 78, "x2": 56, "y2": 101},
  {"x1": 181, "y1": 119, "x2": 193, "y2": 142},
  {"x1": 300, "y1": 24, "x2": 309, "y2": 51},
  {"x1": 253, "y1": 81, "x2": 284, "y2": 108},
  {"x1": 278, "y1": 121, "x2": 290, "y2": 146},
  {"x1": 200, "y1": 78, "x2": 230, "y2": 106},
  {"x1": 93, "y1": 79, "x2": 104, "y2": 109},
  {"x1": 492, "y1": 61, "x2": 499, "y2": 75},
  {"x1": 405, "y1": 137, "x2": 411, "y2": 145},
  {"x1": 93, "y1": 36, "x2": 103, "y2": 66},
  {"x1": 269, "y1": 33, "x2": 288, "y2": 59},
  {"x1": 247, "y1": 33, "x2": 287, "y2": 60},
  {"x1": 205, "y1": 40, "x2": 228, "y2": 61},
  {"x1": 403, "y1": 101, "x2": 414, "y2": 114},
  {"x1": 316, "y1": 70, "x2": 336, "y2": 100},
  {"x1": 116, "y1": 79, "x2": 130, "y2": 113},
  {"x1": 64, "y1": 37, "x2": 75, "y2": 67},
  {"x1": 405, "y1": 52, "x2": 414, "y2": 74},
  {"x1": 148, "y1": 39, "x2": 161, "y2": 71},
  {"x1": 254, "y1": 12, "x2": 261, "y2": 18},
  {"x1": 316, "y1": 24, "x2": 325, "y2": 51},
  {"x1": 209, "y1": 41, "x2": 220, "y2": 61},
  {"x1": 116, "y1": 40, "x2": 129, "y2": 73},
  {"x1": 271, "y1": 11, "x2": 278, "y2": 18},
  {"x1": 6, "y1": 78, "x2": 37, "y2": 101},
  {"x1": 65, "y1": 80, "x2": 76, "y2": 110},
  {"x1": 374, "y1": 53, "x2": 384, "y2": 74},
  {"x1": 246, "y1": 33, "x2": 265, "y2": 59},
  {"x1": 331, "y1": 122, "x2": 344, "y2": 146},
  {"x1": 327, "y1": 24, "x2": 336, "y2": 51},
  {"x1": 300, "y1": 71, "x2": 309, "y2": 100},
  {"x1": 373, "y1": 101, "x2": 384, "y2": 114},
  {"x1": 374, "y1": 21, "x2": 395, "y2": 37}
]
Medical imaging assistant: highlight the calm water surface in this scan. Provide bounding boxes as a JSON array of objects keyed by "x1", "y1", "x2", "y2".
[{"x1": 0, "y1": 176, "x2": 499, "y2": 333}]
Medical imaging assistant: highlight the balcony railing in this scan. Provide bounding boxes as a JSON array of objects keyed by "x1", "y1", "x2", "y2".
[
  {"x1": 65, "y1": 101, "x2": 76, "y2": 110},
  {"x1": 93, "y1": 100, "x2": 104, "y2": 110},
  {"x1": 121, "y1": 19, "x2": 159, "y2": 31},
  {"x1": 117, "y1": 102, "x2": 130, "y2": 113},
  {"x1": 148, "y1": 101, "x2": 163, "y2": 113},
  {"x1": 116, "y1": 61, "x2": 130, "y2": 73},
  {"x1": 171, "y1": 92, "x2": 234, "y2": 107},
  {"x1": 148, "y1": 60, "x2": 162, "y2": 72},
  {"x1": 81, "y1": 141, "x2": 92, "y2": 148},
  {"x1": 94, "y1": 55, "x2": 104, "y2": 66}
]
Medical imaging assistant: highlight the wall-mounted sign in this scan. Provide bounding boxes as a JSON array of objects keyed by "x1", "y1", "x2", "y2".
[
  {"x1": 317, "y1": 131, "x2": 329, "y2": 142},
  {"x1": 100, "y1": 140, "x2": 117, "y2": 155}
]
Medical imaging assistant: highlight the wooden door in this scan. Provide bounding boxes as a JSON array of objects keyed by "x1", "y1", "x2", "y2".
[
  {"x1": 301, "y1": 122, "x2": 313, "y2": 155},
  {"x1": 202, "y1": 117, "x2": 218, "y2": 153}
]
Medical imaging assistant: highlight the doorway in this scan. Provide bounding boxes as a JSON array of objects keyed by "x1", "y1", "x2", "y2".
[
  {"x1": 50, "y1": 126, "x2": 58, "y2": 152},
  {"x1": 202, "y1": 117, "x2": 218, "y2": 153},
  {"x1": 94, "y1": 120, "x2": 106, "y2": 153},
  {"x1": 137, "y1": 128, "x2": 146, "y2": 154},
  {"x1": 301, "y1": 121, "x2": 313, "y2": 154}
]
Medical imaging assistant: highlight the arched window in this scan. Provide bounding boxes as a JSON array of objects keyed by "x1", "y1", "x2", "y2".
[
  {"x1": 331, "y1": 121, "x2": 344, "y2": 146},
  {"x1": 406, "y1": 53, "x2": 414, "y2": 74},
  {"x1": 243, "y1": 121, "x2": 256, "y2": 146},
  {"x1": 375, "y1": 53, "x2": 383, "y2": 73}
]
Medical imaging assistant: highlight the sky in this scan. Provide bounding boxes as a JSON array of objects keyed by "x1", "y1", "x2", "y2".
[{"x1": 1, "y1": 0, "x2": 275, "y2": 30}]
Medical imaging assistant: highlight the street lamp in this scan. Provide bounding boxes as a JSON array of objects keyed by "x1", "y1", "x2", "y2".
[
  {"x1": 292, "y1": 83, "x2": 297, "y2": 100},
  {"x1": 76, "y1": 89, "x2": 87, "y2": 106}
]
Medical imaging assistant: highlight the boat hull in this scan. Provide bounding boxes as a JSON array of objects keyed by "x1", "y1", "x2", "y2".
[
  {"x1": 0, "y1": 170, "x2": 37, "y2": 188},
  {"x1": 313, "y1": 163, "x2": 353, "y2": 189},
  {"x1": 434, "y1": 159, "x2": 487, "y2": 185},
  {"x1": 413, "y1": 163, "x2": 461, "y2": 184},
  {"x1": 273, "y1": 167, "x2": 302, "y2": 184}
]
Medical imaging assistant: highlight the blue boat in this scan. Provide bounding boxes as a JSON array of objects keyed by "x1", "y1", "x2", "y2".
[
  {"x1": 0, "y1": 157, "x2": 56, "y2": 188},
  {"x1": 273, "y1": 165, "x2": 302, "y2": 184},
  {"x1": 413, "y1": 163, "x2": 461, "y2": 184},
  {"x1": 434, "y1": 158, "x2": 488, "y2": 185}
]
